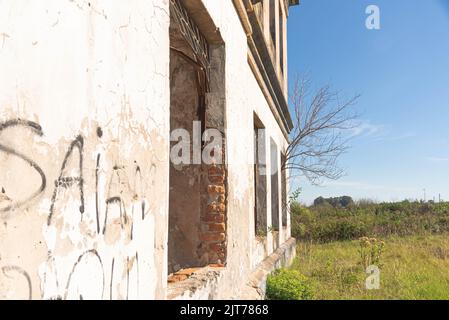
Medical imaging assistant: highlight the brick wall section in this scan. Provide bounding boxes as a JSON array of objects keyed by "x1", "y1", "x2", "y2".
[
  {"x1": 200, "y1": 140, "x2": 227, "y2": 265},
  {"x1": 202, "y1": 164, "x2": 227, "y2": 264}
]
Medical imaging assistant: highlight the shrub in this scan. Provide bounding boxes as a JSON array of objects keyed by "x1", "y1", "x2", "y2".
[
  {"x1": 358, "y1": 237, "x2": 385, "y2": 269},
  {"x1": 291, "y1": 203, "x2": 316, "y2": 239},
  {"x1": 266, "y1": 269, "x2": 314, "y2": 300}
]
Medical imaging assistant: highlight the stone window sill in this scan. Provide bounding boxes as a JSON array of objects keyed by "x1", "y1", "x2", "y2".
[{"x1": 167, "y1": 264, "x2": 225, "y2": 300}]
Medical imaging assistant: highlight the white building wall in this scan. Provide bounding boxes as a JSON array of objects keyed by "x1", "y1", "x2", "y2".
[
  {"x1": 0, "y1": 0, "x2": 293, "y2": 300},
  {"x1": 199, "y1": 0, "x2": 291, "y2": 299},
  {"x1": 0, "y1": 0, "x2": 170, "y2": 300}
]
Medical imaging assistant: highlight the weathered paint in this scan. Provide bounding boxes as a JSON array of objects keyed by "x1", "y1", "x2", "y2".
[
  {"x1": 0, "y1": 0, "x2": 170, "y2": 300},
  {"x1": 0, "y1": 0, "x2": 294, "y2": 300}
]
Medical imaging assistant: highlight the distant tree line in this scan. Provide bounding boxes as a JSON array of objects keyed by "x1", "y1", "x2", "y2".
[{"x1": 313, "y1": 196, "x2": 354, "y2": 208}]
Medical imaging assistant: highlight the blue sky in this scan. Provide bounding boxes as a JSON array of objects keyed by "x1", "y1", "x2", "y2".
[{"x1": 287, "y1": 0, "x2": 449, "y2": 204}]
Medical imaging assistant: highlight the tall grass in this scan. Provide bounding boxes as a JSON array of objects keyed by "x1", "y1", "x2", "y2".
[
  {"x1": 293, "y1": 235, "x2": 449, "y2": 300},
  {"x1": 291, "y1": 201, "x2": 449, "y2": 243}
]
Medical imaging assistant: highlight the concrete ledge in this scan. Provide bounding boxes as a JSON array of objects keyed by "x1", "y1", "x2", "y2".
[
  {"x1": 243, "y1": 237, "x2": 297, "y2": 299},
  {"x1": 167, "y1": 237, "x2": 296, "y2": 300},
  {"x1": 167, "y1": 266, "x2": 225, "y2": 300}
]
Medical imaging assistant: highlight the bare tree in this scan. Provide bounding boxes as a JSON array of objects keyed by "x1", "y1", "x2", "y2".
[{"x1": 283, "y1": 75, "x2": 361, "y2": 185}]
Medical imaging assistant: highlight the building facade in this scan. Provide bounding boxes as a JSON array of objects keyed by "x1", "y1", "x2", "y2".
[{"x1": 0, "y1": 0, "x2": 298, "y2": 300}]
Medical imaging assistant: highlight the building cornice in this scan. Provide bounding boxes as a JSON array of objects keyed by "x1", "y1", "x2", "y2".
[{"x1": 233, "y1": 0, "x2": 294, "y2": 135}]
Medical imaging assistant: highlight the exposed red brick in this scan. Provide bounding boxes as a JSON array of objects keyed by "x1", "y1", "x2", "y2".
[
  {"x1": 209, "y1": 175, "x2": 225, "y2": 184},
  {"x1": 201, "y1": 163, "x2": 227, "y2": 264},
  {"x1": 216, "y1": 203, "x2": 225, "y2": 213},
  {"x1": 207, "y1": 202, "x2": 225, "y2": 213},
  {"x1": 176, "y1": 268, "x2": 200, "y2": 276},
  {"x1": 200, "y1": 232, "x2": 225, "y2": 242},
  {"x1": 208, "y1": 166, "x2": 224, "y2": 176},
  {"x1": 208, "y1": 185, "x2": 225, "y2": 194},
  {"x1": 207, "y1": 203, "x2": 217, "y2": 212},
  {"x1": 208, "y1": 223, "x2": 225, "y2": 232},
  {"x1": 217, "y1": 195, "x2": 226, "y2": 204},
  {"x1": 208, "y1": 263, "x2": 225, "y2": 268},
  {"x1": 209, "y1": 243, "x2": 225, "y2": 252},
  {"x1": 167, "y1": 274, "x2": 188, "y2": 283},
  {"x1": 202, "y1": 214, "x2": 225, "y2": 223},
  {"x1": 207, "y1": 185, "x2": 216, "y2": 194}
]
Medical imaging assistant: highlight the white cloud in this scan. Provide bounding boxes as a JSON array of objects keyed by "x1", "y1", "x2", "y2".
[
  {"x1": 348, "y1": 120, "x2": 415, "y2": 142},
  {"x1": 348, "y1": 120, "x2": 386, "y2": 139},
  {"x1": 427, "y1": 157, "x2": 449, "y2": 162}
]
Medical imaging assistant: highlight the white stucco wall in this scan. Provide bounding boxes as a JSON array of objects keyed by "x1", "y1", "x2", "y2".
[
  {"x1": 0, "y1": 0, "x2": 292, "y2": 300},
  {"x1": 0, "y1": 0, "x2": 170, "y2": 300},
  {"x1": 197, "y1": 0, "x2": 292, "y2": 299}
]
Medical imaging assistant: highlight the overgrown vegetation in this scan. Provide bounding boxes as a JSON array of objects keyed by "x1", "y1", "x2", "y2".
[
  {"x1": 291, "y1": 200, "x2": 449, "y2": 243},
  {"x1": 266, "y1": 269, "x2": 314, "y2": 300},
  {"x1": 358, "y1": 237, "x2": 385, "y2": 269},
  {"x1": 293, "y1": 235, "x2": 449, "y2": 300},
  {"x1": 282, "y1": 199, "x2": 449, "y2": 300}
]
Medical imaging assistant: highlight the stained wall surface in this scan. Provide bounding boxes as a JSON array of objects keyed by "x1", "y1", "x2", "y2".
[
  {"x1": 0, "y1": 0, "x2": 293, "y2": 300},
  {"x1": 0, "y1": 0, "x2": 170, "y2": 300}
]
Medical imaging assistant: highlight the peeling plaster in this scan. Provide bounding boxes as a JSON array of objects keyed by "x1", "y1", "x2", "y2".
[
  {"x1": 0, "y1": 0, "x2": 294, "y2": 301},
  {"x1": 0, "y1": 0, "x2": 169, "y2": 300}
]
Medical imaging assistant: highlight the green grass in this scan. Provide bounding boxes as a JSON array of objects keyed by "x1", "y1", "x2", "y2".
[
  {"x1": 292, "y1": 235, "x2": 449, "y2": 300},
  {"x1": 291, "y1": 201, "x2": 449, "y2": 243}
]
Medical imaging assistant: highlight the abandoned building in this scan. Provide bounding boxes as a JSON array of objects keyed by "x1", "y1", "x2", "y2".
[{"x1": 0, "y1": 0, "x2": 299, "y2": 300}]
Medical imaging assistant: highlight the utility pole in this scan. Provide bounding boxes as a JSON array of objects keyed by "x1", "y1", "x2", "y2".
[{"x1": 423, "y1": 188, "x2": 426, "y2": 202}]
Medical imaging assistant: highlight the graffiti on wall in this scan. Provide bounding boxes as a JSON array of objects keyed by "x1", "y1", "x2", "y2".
[
  {"x1": 0, "y1": 118, "x2": 156, "y2": 300},
  {"x1": 0, "y1": 119, "x2": 46, "y2": 214}
]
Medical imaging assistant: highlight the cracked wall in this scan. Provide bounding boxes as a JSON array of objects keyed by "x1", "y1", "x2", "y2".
[
  {"x1": 186, "y1": 0, "x2": 293, "y2": 299},
  {"x1": 0, "y1": 0, "x2": 170, "y2": 299},
  {"x1": 0, "y1": 0, "x2": 294, "y2": 300}
]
